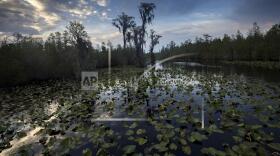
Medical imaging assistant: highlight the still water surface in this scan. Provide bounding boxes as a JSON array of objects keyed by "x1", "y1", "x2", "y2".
[{"x1": 0, "y1": 62, "x2": 280, "y2": 155}]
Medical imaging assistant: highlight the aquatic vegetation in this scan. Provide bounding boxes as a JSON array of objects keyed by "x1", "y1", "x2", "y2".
[
  {"x1": 122, "y1": 145, "x2": 136, "y2": 154},
  {"x1": 223, "y1": 61, "x2": 280, "y2": 70},
  {"x1": 201, "y1": 147, "x2": 226, "y2": 156},
  {"x1": 0, "y1": 66, "x2": 280, "y2": 155}
]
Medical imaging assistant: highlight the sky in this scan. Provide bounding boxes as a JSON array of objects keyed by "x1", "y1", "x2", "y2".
[{"x1": 0, "y1": 0, "x2": 280, "y2": 51}]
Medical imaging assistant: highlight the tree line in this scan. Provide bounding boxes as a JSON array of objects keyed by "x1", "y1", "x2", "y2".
[
  {"x1": 159, "y1": 22, "x2": 280, "y2": 62},
  {"x1": 1, "y1": 1, "x2": 279, "y2": 87},
  {"x1": 0, "y1": 3, "x2": 160, "y2": 87}
]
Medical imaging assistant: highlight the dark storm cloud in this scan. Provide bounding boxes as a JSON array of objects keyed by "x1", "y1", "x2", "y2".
[{"x1": 232, "y1": 0, "x2": 280, "y2": 23}]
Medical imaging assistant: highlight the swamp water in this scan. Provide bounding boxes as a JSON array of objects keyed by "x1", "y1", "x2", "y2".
[{"x1": 0, "y1": 64, "x2": 280, "y2": 156}]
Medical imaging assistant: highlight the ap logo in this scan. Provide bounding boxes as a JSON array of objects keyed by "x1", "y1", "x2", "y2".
[{"x1": 81, "y1": 71, "x2": 98, "y2": 90}]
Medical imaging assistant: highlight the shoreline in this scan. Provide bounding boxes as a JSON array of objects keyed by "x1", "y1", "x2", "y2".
[{"x1": 222, "y1": 61, "x2": 280, "y2": 70}]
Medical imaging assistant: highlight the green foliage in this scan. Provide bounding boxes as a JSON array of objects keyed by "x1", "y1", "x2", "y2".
[
  {"x1": 201, "y1": 147, "x2": 226, "y2": 156},
  {"x1": 268, "y1": 143, "x2": 280, "y2": 151},
  {"x1": 159, "y1": 23, "x2": 280, "y2": 63},
  {"x1": 182, "y1": 146, "x2": 191, "y2": 155},
  {"x1": 82, "y1": 148, "x2": 92, "y2": 156},
  {"x1": 122, "y1": 145, "x2": 136, "y2": 154},
  {"x1": 112, "y1": 12, "x2": 135, "y2": 49},
  {"x1": 188, "y1": 132, "x2": 208, "y2": 143},
  {"x1": 0, "y1": 3, "x2": 160, "y2": 86},
  {"x1": 149, "y1": 29, "x2": 161, "y2": 65},
  {"x1": 0, "y1": 24, "x2": 138, "y2": 87}
]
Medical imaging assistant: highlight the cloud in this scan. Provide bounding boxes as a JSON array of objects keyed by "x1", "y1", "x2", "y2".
[
  {"x1": 155, "y1": 12, "x2": 237, "y2": 37},
  {"x1": 67, "y1": 6, "x2": 94, "y2": 19},
  {"x1": 89, "y1": 25, "x2": 121, "y2": 45},
  {"x1": 0, "y1": 0, "x2": 61, "y2": 34},
  {"x1": 1, "y1": 0, "x2": 279, "y2": 51},
  {"x1": 231, "y1": 0, "x2": 280, "y2": 23},
  {"x1": 93, "y1": 0, "x2": 108, "y2": 7},
  {"x1": 53, "y1": 0, "x2": 110, "y2": 21},
  {"x1": 151, "y1": 13, "x2": 254, "y2": 50},
  {"x1": 26, "y1": 0, "x2": 60, "y2": 26},
  {"x1": 0, "y1": 1, "x2": 38, "y2": 34},
  {"x1": 0, "y1": 0, "x2": 112, "y2": 35}
]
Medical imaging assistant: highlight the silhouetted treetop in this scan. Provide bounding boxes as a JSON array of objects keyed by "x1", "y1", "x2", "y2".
[{"x1": 112, "y1": 12, "x2": 135, "y2": 48}]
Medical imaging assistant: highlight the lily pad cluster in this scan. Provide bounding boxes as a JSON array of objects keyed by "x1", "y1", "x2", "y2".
[{"x1": 0, "y1": 66, "x2": 280, "y2": 155}]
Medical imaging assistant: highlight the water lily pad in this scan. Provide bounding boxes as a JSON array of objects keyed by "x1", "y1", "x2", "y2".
[
  {"x1": 136, "y1": 129, "x2": 146, "y2": 135},
  {"x1": 201, "y1": 147, "x2": 226, "y2": 156},
  {"x1": 268, "y1": 143, "x2": 280, "y2": 151},
  {"x1": 153, "y1": 142, "x2": 168, "y2": 152},
  {"x1": 96, "y1": 148, "x2": 108, "y2": 156},
  {"x1": 231, "y1": 142, "x2": 258, "y2": 155},
  {"x1": 126, "y1": 129, "x2": 134, "y2": 136},
  {"x1": 129, "y1": 122, "x2": 137, "y2": 129},
  {"x1": 179, "y1": 138, "x2": 187, "y2": 145},
  {"x1": 128, "y1": 136, "x2": 134, "y2": 141},
  {"x1": 135, "y1": 137, "x2": 147, "y2": 145},
  {"x1": 182, "y1": 146, "x2": 191, "y2": 155},
  {"x1": 188, "y1": 132, "x2": 207, "y2": 142},
  {"x1": 169, "y1": 143, "x2": 177, "y2": 150},
  {"x1": 233, "y1": 136, "x2": 242, "y2": 143},
  {"x1": 206, "y1": 124, "x2": 224, "y2": 134},
  {"x1": 122, "y1": 145, "x2": 136, "y2": 154},
  {"x1": 83, "y1": 148, "x2": 92, "y2": 156}
]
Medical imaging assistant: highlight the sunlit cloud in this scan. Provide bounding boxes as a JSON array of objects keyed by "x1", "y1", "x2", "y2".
[
  {"x1": 89, "y1": 31, "x2": 121, "y2": 46},
  {"x1": 100, "y1": 31, "x2": 120, "y2": 40},
  {"x1": 68, "y1": 7, "x2": 94, "y2": 19},
  {"x1": 23, "y1": 24, "x2": 42, "y2": 32},
  {"x1": 0, "y1": 0, "x2": 279, "y2": 50},
  {"x1": 25, "y1": 0, "x2": 60, "y2": 27},
  {"x1": 101, "y1": 12, "x2": 107, "y2": 17},
  {"x1": 0, "y1": 0, "x2": 61, "y2": 34}
]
